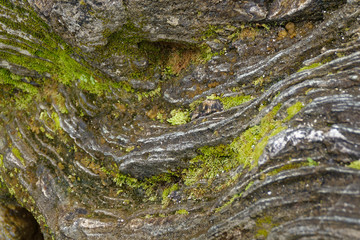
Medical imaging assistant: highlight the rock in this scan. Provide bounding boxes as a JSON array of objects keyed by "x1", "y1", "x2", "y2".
[
  {"x1": 0, "y1": 0, "x2": 360, "y2": 239},
  {"x1": 190, "y1": 99, "x2": 223, "y2": 120},
  {"x1": 0, "y1": 196, "x2": 43, "y2": 240},
  {"x1": 268, "y1": 0, "x2": 347, "y2": 21}
]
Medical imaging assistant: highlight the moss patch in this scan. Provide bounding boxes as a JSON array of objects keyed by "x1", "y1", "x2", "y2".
[
  {"x1": 267, "y1": 162, "x2": 308, "y2": 176},
  {"x1": 255, "y1": 215, "x2": 277, "y2": 238},
  {"x1": 307, "y1": 157, "x2": 319, "y2": 166},
  {"x1": 297, "y1": 62, "x2": 322, "y2": 72},
  {"x1": 11, "y1": 147, "x2": 25, "y2": 165},
  {"x1": 0, "y1": 0, "x2": 130, "y2": 115},
  {"x1": 284, "y1": 101, "x2": 304, "y2": 121},
  {"x1": 167, "y1": 109, "x2": 190, "y2": 125},
  {"x1": 162, "y1": 183, "x2": 179, "y2": 207},
  {"x1": 185, "y1": 101, "x2": 305, "y2": 202},
  {"x1": 348, "y1": 160, "x2": 360, "y2": 170},
  {"x1": 182, "y1": 104, "x2": 283, "y2": 196},
  {"x1": 208, "y1": 94, "x2": 254, "y2": 110},
  {"x1": 175, "y1": 209, "x2": 189, "y2": 215}
]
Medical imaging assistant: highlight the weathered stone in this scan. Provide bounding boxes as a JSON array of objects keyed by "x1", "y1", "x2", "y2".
[
  {"x1": 0, "y1": 196, "x2": 43, "y2": 240},
  {"x1": 268, "y1": 0, "x2": 347, "y2": 21},
  {"x1": 0, "y1": 0, "x2": 360, "y2": 239}
]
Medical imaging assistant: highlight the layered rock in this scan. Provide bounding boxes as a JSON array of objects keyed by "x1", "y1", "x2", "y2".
[{"x1": 0, "y1": 0, "x2": 360, "y2": 239}]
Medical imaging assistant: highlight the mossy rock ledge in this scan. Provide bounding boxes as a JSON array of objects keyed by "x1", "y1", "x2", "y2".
[{"x1": 1, "y1": 0, "x2": 360, "y2": 239}]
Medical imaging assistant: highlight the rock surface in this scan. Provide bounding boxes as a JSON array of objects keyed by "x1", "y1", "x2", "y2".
[{"x1": 0, "y1": 0, "x2": 360, "y2": 239}]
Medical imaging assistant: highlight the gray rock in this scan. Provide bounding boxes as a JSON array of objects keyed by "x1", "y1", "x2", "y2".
[{"x1": 0, "y1": 0, "x2": 360, "y2": 239}]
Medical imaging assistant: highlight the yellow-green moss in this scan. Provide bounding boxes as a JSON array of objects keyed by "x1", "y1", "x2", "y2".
[
  {"x1": 297, "y1": 62, "x2": 322, "y2": 72},
  {"x1": 51, "y1": 112, "x2": 61, "y2": 130},
  {"x1": 11, "y1": 147, "x2": 25, "y2": 165},
  {"x1": 284, "y1": 101, "x2": 304, "y2": 121},
  {"x1": 208, "y1": 94, "x2": 254, "y2": 110},
  {"x1": 267, "y1": 162, "x2": 308, "y2": 176},
  {"x1": 255, "y1": 215, "x2": 277, "y2": 238},
  {"x1": 175, "y1": 209, "x2": 189, "y2": 215},
  {"x1": 137, "y1": 87, "x2": 161, "y2": 101},
  {"x1": 183, "y1": 144, "x2": 234, "y2": 186},
  {"x1": 183, "y1": 101, "x2": 305, "y2": 198},
  {"x1": 307, "y1": 157, "x2": 319, "y2": 166},
  {"x1": 162, "y1": 183, "x2": 179, "y2": 207},
  {"x1": 100, "y1": 163, "x2": 181, "y2": 203},
  {"x1": 183, "y1": 104, "x2": 283, "y2": 191},
  {"x1": 0, "y1": 1, "x2": 126, "y2": 114},
  {"x1": 198, "y1": 43, "x2": 225, "y2": 62},
  {"x1": 167, "y1": 109, "x2": 190, "y2": 125},
  {"x1": 348, "y1": 160, "x2": 360, "y2": 170}
]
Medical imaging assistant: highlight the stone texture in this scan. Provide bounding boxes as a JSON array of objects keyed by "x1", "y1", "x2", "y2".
[{"x1": 0, "y1": 0, "x2": 360, "y2": 239}]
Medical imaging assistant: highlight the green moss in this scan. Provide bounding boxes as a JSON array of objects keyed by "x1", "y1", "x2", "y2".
[
  {"x1": 267, "y1": 157, "x2": 318, "y2": 176},
  {"x1": 183, "y1": 102, "x2": 305, "y2": 197},
  {"x1": 103, "y1": 22, "x2": 144, "y2": 56},
  {"x1": 51, "y1": 112, "x2": 61, "y2": 130},
  {"x1": 227, "y1": 25, "x2": 258, "y2": 42},
  {"x1": 284, "y1": 101, "x2": 304, "y2": 121},
  {"x1": 199, "y1": 43, "x2": 225, "y2": 63},
  {"x1": 182, "y1": 104, "x2": 283, "y2": 192},
  {"x1": 125, "y1": 146, "x2": 135, "y2": 153},
  {"x1": 112, "y1": 172, "x2": 139, "y2": 194},
  {"x1": 156, "y1": 112, "x2": 165, "y2": 123},
  {"x1": 175, "y1": 209, "x2": 189, "y2": 215},
  {"x1": 202, "y1": 25, "x2": 218, "y2": 39},
  {"x1": 167, "y1": 109, "x2": 190, "y2": 125},
  {"x1": 162, "y1": 183, "x2": 179, "y2": 207},
  {"x1": 253, "y1": 76, "x2": 264, "y2": 86},
  {"x1": 183, "y1": 144, "x2": 235, "y2": 186},
  {"x1": 215, "y1": 181, "x2": 254, "y2": 212},
  {"x1": 100, "y1": 163, "x2": 181, "y2": 203},
  {"x1": 11, "y1": 147, "x2": 25, "y2": 165},
  {"x1": 245, "y1": 181, "x2": 254, "y2": 191},
  {"x1": 162, "y1": 66, "x2": 177, "y2": 80},
  {"x1": 255, "y1": 215, "x2": 277, "y2": 238},
  {"x1": 208, "y1": 94, "x2": 254, "y2": 110},
  {"x1": 297, "y1": 62, "x2": 322, "y2": 72},
  {"x1": 307, "y1": 157, "x2": 318, "y2": 166},
  {"x1": 267, "y1": 162, "x2": 308, "y2": 176},
  {"x1": 348, "y1": 160, "x2": 360, "y2": 170},
  {"x1": 137, "y1": 87, "x2": 161, "y2": 101},
  {"x1": 231, "y1": 104, "x2": 283, "y2": 167},
  {"x1": 0, "y1": 2, "x2": 123, "y2": 113},
  {"x1": 0, "y1": 154, "x2": 3, "y2": 168}
]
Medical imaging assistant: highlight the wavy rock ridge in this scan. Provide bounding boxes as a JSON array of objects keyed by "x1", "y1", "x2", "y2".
[{"x1": 0, "y1": 0, "x2": 360, "y2": 239}]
